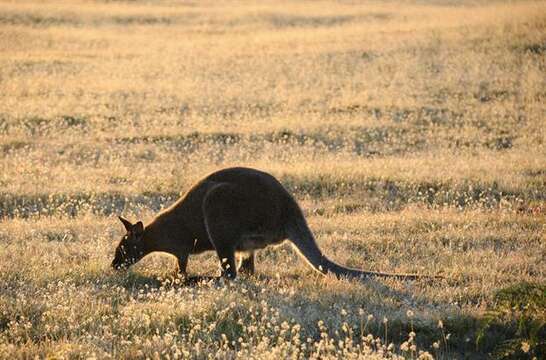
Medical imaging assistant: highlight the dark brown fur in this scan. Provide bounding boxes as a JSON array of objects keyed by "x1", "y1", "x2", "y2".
[{"x1": 112, "y1": 167, "x2": 434, "y2": 280}]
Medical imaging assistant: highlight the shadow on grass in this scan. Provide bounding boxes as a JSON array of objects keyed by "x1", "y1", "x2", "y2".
[
  {"x1": 2, "y1": 259, "x2": 538, "y2": 359},
  {"x1": 109, "y1": 268, "x2": 544, "y2": 359}
]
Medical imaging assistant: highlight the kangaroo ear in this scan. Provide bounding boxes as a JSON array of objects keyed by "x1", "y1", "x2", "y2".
[
  {"x1": 133, "y1": 221, "x2": 144, "y2": 236},
  {"x1": 118, "y1": 216, "x2": 133, "y2": 232}
]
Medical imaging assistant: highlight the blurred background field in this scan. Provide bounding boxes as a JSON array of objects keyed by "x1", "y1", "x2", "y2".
[{"x1": 0, "y1": 0, "x2": 545, "y2": 358}]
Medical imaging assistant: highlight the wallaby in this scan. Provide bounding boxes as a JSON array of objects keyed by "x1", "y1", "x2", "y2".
[{"x1": 112, "y1": 167, "x2": 432, "y2": 281}]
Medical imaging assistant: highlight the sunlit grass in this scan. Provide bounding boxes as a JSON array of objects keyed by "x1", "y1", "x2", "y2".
[{"x1": 0, "y1": 0, "x2": 545, "y2": 358}]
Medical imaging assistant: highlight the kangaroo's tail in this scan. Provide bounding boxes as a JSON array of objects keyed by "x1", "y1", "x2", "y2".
[{"x1": 284, "y1": 204, "x2": 431, "y2": 281}]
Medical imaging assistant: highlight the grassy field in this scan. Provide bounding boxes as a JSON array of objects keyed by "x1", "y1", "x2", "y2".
[{"x1": 1, "y1": 0, "x2": 545, "y2": 358}]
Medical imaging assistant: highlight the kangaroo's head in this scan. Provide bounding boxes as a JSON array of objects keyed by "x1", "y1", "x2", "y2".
[{"x1": 112, "y1": 216, "x2": 145, "y2": 270}]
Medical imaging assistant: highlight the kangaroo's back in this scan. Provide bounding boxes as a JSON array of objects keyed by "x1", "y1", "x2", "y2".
[
  {"x1": 201, "y1": 167, "x2": 294, "y2": 233},
  {"x1": 154, "y1": 167, "x2": 293, "y2": 243}
]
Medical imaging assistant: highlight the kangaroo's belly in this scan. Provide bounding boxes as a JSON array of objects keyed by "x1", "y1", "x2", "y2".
[
  {"x1": 237, "y1": 233, "x2": 284, "y2": 251},
  {"x1": 188, "y1": 236, "x2": 215, "y2": 254}
]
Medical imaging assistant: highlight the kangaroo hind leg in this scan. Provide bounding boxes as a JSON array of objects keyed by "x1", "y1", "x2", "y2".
[
  {"x1": 177, "y1": 253, "x2": 189, "y2": 277},
  {"x1": 202, "y1": 184, "x2": 244, "y2": 280},
  {"x1": 238, "y1": 252, "x2": 255, "y2": 275}
]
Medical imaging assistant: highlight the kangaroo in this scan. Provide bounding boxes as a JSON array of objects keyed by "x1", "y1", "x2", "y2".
[{"x1": 112, "y1": 167, "x2": 431, "y2": 281}]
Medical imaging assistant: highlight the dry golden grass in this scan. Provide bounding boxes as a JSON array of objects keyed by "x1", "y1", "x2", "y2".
[{"x1": 0, "y1": 0, "x2": 545, "y2": 358}]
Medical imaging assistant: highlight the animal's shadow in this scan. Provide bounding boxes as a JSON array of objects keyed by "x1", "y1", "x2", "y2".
[
  {"x1": 115, "y1": 270, "x2": 449, "y2": 309},
  {"x1": 113, "y1": 269, "x2": 474, "y2": 348},
  {"x1": 114, "y1": 271, "x2": 219, "y2": 289}
]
